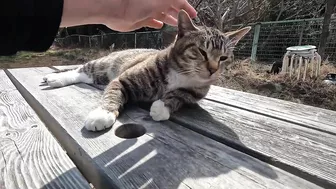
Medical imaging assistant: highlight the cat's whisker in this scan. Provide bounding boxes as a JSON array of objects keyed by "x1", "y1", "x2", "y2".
[
  {"x1": 177, "y1": 70, "x2": 195, "y2": 74},
  {"x1": 178, "y1": 68, "x2": 200, "y2": 74}
]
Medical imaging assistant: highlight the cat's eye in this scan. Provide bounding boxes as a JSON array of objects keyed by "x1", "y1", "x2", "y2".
[
  {"x1": 198, "y1": 48, "x2": 208, "y2": 60},
  {"x1": 220, "y1": 56, "x2": 228, "y2": 61}
]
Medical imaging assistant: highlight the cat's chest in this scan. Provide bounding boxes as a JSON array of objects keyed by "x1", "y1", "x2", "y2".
[{"x1": 166, "y1": 70, "x2": 201, "y2": 90}]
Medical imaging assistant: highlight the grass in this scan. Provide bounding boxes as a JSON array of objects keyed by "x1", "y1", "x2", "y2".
[
  {"x1": 217, "y1": 59, "x2": 336, "y2": 111},
  {"x1": 1, "y1": 47, "x2": 336, "y2": 111},
  {"x1": 0, "y1": 47, "x2": 111, "y2": 69},
  {"x1": 0, "y1": 51, "x2": 44, "y2": 62}
]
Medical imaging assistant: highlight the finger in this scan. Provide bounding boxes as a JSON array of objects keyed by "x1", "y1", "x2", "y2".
[
  {"x1": 154, "y1": 12, "x2": 178, "y2": 26},
  {"x1": 133, "y1": 18, "x2": 164, "y2": 30},
  {"x1": 171, "y1": 0, "x2": 197, "y2": 18},
  {"x1": 166, "y1": 7, "x2": 179, "y2": 20},
  {"x1": 145, "y1": 19, "x2": 164, "y2": 29},
  {"x1": 172, "y1": 0, "x2": 197, "y2": 18}
]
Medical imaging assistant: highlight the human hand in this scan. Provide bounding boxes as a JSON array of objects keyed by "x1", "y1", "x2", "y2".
[{"x1": 60, "y1": 0, "x2": 197, "y2": 32}]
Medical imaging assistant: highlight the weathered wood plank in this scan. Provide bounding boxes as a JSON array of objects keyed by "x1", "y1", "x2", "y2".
[
  {"x1": 0, "y1": 70, "x2": 90, "y2": 189},
  {"x1": 5, "y1": 67, "x2": 323, "y2": 189},
  {"x1": 168, "y1": 96, "x2": 336, "y2": 188},
  {"x1": 206, "y1": 85, "x2": 336, "y2": 134},
  {"x1": 0, "y1": 148, "x2": 6, "y2": 189}
]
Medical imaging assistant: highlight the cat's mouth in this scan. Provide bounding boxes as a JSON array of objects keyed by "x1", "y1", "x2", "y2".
[
  {"x1": 210, "y1": 67, "x2": 223, "y2": 77},
  {"x1": 206, "y1": 68, "x2": 224, "y2": 84},
  {"x1": 202, "y1": 73, "x2": 220, "y2": 84}
]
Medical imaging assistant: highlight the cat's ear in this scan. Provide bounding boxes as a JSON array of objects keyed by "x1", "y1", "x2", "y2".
[
  {"x1": 224, "y1": 26, "x2": 251, "y2": 46},
  {"x1": 177, "y1": 9, "x2": 198, "y2": 38}
]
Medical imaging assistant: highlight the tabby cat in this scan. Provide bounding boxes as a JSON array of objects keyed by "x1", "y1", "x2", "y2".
[{"x1": 43, "y1": 10, "x2": 251, "y2": 132}]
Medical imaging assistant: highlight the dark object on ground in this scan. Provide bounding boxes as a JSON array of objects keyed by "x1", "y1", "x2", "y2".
[
  {"x1": 326, "y1": 73, "x2": 336, "y2": 80},
  {"x1": 323, "y1": 73, "x2": 336, "y2": 85},
  {"x1": 267, "y1": 61, "x2": 282, "y2": 74}
]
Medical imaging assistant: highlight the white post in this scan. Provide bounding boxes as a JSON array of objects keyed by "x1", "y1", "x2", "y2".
[
  {"x1": 282, "y1": 51, "x2": 289, "y2": 73},
  {"x1": 297, "y1": 56, "x2": 303, "y2": 80},
  {"x1": 289, "y1": 54, "x2": 295, "y2": 77},
  {"x1": 303, "y1": 58, "x2": 308, "y2": 81},
  {"x1": 315, "y1": 51, "x2": 322, "y2": 77}
]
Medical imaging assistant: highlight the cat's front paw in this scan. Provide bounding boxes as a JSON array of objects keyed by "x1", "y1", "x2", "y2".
[
  {"x1": 43, "y1": 73, "x2": 68, "y2": 88},
  {"x1": 150, "y1": 100, "x2": 170, "y2": 121},
  {"x1": 84, "y1": 107, "x2": 116, "y2": 131}
]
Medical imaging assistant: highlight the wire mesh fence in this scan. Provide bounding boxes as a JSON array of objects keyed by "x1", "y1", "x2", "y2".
[
  {"x1": 54, "y1": 31, "x2": 163, "y2": 50},
  {"x1": 232, "y1": 17, "x2": 336, "y2": 62},
  {"x1": 54, "y1": 18, "x2": 336, "y2": 63}
]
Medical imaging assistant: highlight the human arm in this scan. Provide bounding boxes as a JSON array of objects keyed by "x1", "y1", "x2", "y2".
[
  {"x1": 0, "y1": 0, "x2": 197, "y2": 56},
  {"x1": 60, "y1": 0, "x2": 197, "y2": 31}
]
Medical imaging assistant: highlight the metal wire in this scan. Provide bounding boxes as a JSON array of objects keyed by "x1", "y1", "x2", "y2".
[
  {"x1": 55, "y1": 18, "x2": 336, "y2": 63},
  {"x1": 232, "y1": 18, "x2": 336, "y2": 62},
  {"x1": 54, "y1": 31, "x2": 163, "y2": 50}
]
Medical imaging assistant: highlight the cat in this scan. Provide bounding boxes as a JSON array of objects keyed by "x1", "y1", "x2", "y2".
[
  {"x1": 43, "y1": 10, "x2": 251, "y2": 132},
  {"x1": 267, "y1": 61, "x2": 282, "y2": 74}
]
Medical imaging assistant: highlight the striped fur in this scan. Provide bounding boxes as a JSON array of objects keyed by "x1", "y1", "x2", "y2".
[{"x1": 43, "y1": 10, "x2": 251, "y2": 131}]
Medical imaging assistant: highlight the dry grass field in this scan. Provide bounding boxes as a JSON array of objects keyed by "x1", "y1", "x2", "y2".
[{"x1": 1, "y1": 47, "x2": 336, "y2": 111}]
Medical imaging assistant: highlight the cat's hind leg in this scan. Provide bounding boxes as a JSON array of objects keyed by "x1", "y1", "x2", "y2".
[{"x1": 43, "y1": 66, "x2": 93, "y2": 88}]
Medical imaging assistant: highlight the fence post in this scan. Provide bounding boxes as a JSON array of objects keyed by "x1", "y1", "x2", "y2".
[
  {"x1": 251, "y1": 23, "x2": 261, "y2": 62},
  {"x1": 298, "y1": 21, "x2": 306, "y2": 45}
]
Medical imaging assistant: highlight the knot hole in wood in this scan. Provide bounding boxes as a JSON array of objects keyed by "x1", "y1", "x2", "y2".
[{"x1": 115, "y1": 123, "x2": 146, "y2": 139}]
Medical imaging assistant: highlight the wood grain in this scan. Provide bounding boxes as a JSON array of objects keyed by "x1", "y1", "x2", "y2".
[
  {"x1": 168, "y1": 97, "x2": 336, "y2": 188},
  {"x1": 0, "y1": 147, "x2": 6, "y2": 189},
  {"x1": 206, "y1": 85, "x2": 336, "y2": 134},
  {"x1": 0, "y1": 70, "x2": 91, "y2": 189},
  {"x1": 5, "y1": 67, "x2": 323, "y2": 189}
]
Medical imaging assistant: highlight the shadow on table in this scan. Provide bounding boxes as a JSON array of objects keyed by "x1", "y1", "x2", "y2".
[{"x1": 42, "y1": 101, "x2": 279, "y2": 189}]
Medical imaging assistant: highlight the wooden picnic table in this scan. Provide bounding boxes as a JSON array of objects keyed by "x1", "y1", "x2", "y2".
[{"x1": 1, "y1": 65, "x2": 336, "y2": 189}]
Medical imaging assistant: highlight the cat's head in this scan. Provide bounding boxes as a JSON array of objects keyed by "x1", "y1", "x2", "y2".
[{"x1": 170, "y1": 10, "x2": 251, "y2": 84}]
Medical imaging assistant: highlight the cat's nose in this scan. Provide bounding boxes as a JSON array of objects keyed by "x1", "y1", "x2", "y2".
[
  {"x1": 208, "y1": 61, "x2": 218, "y2": 75},
  {"x1": 209, "y1": 68, "x2": 217, "y2": 75}
]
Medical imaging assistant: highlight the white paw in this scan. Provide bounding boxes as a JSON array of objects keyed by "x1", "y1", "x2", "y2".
[
  {"x1": 84, "y1": 107, "x2": 116, "y2": 131},
  {"x1": 43, "y1": 73, "x2": 68, "y2": 88},
  {"x1": 150, "y1": 100, "x2": 170, "y2": 121}
]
